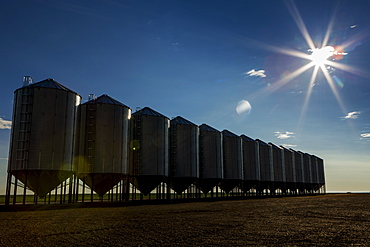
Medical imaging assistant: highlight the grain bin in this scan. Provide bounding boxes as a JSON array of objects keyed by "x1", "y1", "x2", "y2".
[
  {"x1": 221, "y1": 130, "x2": 243, "y2": 193},
  {"x1": 198, "y1": 124, "x2": 223, "y2": 194},
  {"x1": 74, "y1": 94, "x2": 131, "y2": 197},
  {"x1": 301, "y1": 152, "x2": 312, "y2": 192},
  {"x1": 240, "y1": 135, "x2": 260, "y2": 193},
  {"x1": 310, "y1": 155, "x2": 319, "y2": 191},
  {"x1": 169, "y1": 116, "x2": 199, "y2": 194},
  {"x1": 269, "y1": 143, "x2": 286, "y2": 193},
  {"x1": 129, "y1": 107, "x2": 169, "y2": 195},
  {"x1": 316, "y1": 156, "x2": 325, "y2": 193},
  {"x1": 7, "y1": 78, "x2": 81, "y2": 198},
  {"x1": 280, "y1": 146, "x2": 296, "y2": 193},
  {"x1": 256, "y1": 139, "x2": 273, "y2": 194},
  {"x1": 290, "y1": 149, "x2": 304, "y2": 193}
]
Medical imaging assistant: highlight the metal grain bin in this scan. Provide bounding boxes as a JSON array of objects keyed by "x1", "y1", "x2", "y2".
[
  {"x1": 7, "y1": 78, "x2": 81, "y2": 197},
  {"x1": 256, "y1": 139, "x2": 273, "y2": 193},
  {"x1": 301, "y1": 152, "x2": 312, "y2": 192},
  {"x1": 240, "y1": 135, "x2": 260, "y2": 192},
  {"x1": 169, "y1": 116, "x2": 199, "y2": 194},
  {"x1": 74, "y1": 94, "x2": 131, "y2": 197},
  {"x1": 316, "y1": 156, "x2": 325, "y2": 192},
  {"x1": 269, "y1": 143, "x2": 285, "y2": 193},
  {"x1": 221, "y1": 130, "x2": 243, "y2": 193},
  {"x1": 280, "y1": 146, "x2": 296, "y2": 193},
  {"x1": 198, "y1": 124, "x2": 223, "y2": 194},
  {"x1": 290, "y1": 149, "x2": 304, "y2": 192},
  {"x1": 129, "y1": 107, "x2": 169, "y2": 195},
  {"x1": 310, "y1": 155, "x2": 319, "y2": 191}
]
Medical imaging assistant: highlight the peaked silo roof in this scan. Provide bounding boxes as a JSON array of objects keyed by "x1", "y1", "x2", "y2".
[
  {"x1": 27, "y1": 78, "x2": 78, "y2": 94},
  {"x1": 171, "y1": 116, "x2": 197, "y2": 126},
  {"x1": 199, "y1": 124, "x2": 219, "y2": 132},
  {"x1": 132, "y1": 107, "x2": 168, "y2": 118},
  {"x1": 269, "y1": 142, "x2": 283, "y2": 149},
  {"x1": 256, "y1": 139, "x2": 269, "y2": 146},
  {"x1": 241, "y1": 134, "x2": 254, "y2": 142},
  {"x1": 222, "y1": 129, "x2": 239, "y2": 137},
  {"x1": 280, "y1": 145, "x2": 293, "y2": 152},
  {"x1": 83, "y1": 94, "x2": 130, "y2": 108}
]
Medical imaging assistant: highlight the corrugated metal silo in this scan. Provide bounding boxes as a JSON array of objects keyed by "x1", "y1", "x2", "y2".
[
  {"x1": 169, "y1": 116, "x2": 199, "y2": 194},
  {"x1": 256, "y1": 139, "x2": 273, "y2": 194},
  {"x1": 310, "y1": 155, "x2": 319, "y2": 191},
  {"x1": 7, "y1": 78, "x2": 81, "y2": 198},
  {"x1": 280, "y1": 146, "x2": 296, "y2": 193},
  {"x1": 269, "y1": 143, "x2": 285, "y2": 193},
  {"x1": 290, "y1": 149, "x2": 304, "y2": 193},
  {"x1": 74, "y1": 94, "x2": 131, "y2": 197},
  {"x1": 302, "y1": 152, "x2": 312, "y2": 192},
  {"x1": 240, "y1": 135, "x2": 260, "y2": 192},
  {"x1": 316, "y1": 156, "x2": 325, "y2": 192},
  {"x1": 221, "y1": 130, "x2": 243, "y2": 193},
  {"x1": 129, "y1": 107, "x2": 169, "y2": 195},
  {"x1": 198, "y1": 124, "x2": 223, "y2": 194}
]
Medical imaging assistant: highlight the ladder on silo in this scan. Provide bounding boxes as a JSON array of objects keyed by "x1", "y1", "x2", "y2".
[{"x1": 86, "y1": 103, "x2": 96, "y2": 173}]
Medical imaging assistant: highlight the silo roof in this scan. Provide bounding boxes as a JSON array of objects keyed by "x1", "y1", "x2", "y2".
[
  {"x1": 25, "y1": 78, "x2": 78, "y2": 94},
  {"x1": 171, "y1": 116, "x2": 197, "y2": 126},
  {"x1": 83, "y1": 94, "x2": 130, "y2": 108},
  {"x1": 199, "y1": 124, "x2": 219, "y2": 132},
  {"x1": 256, "y1": 139, "x2": 269, "y2": 146},
  {"x1": 241, "y1": 134, "x2": 254, "y2": 142},
  {"x1": 132, "y1": 107, "x2": 168, "y2": 118},
  {"x1": 269, "y1": 142, "x2": 282, "y2": 149},
  {"x1": 222, "y1": 129, "x2": 238, "y2": 137},
  {"x1": 280, "y1": 146, "x2": 293, "y2": 152}
]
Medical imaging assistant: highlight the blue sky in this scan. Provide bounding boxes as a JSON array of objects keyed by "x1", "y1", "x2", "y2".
[{"x1": 1, "y1": 0, "x2": 369, "y2": 193}]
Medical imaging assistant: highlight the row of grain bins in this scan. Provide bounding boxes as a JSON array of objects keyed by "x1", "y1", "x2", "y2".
[{"x1": 5, "y1": 78, "x2": 325, "y2": 205}]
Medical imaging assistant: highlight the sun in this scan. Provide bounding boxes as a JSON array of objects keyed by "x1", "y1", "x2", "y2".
[{"x1": 309, "y1": 46, "x2": 335, "y2": 66}]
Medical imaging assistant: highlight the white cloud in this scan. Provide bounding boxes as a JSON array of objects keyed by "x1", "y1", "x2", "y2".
[
  {"x1": 341, "y1": 111, "x2": 360, "y2": 120},
  {"x1": 0, "y1": 158, "x2": 8, "y2": 160},
  {"x1": 0, "y1": 118, "x2": 12, "y2": 129},
  {"x1": 360, "y1": 133, "x2": 370, "y2": 138},
  {"x1": 281, "y1": 144, "x2": 297, "y2": 148},
  {"x1": 275, "y1": 131, "x2": 295, "y2": 139},
  {"x1": 245, "y1": 69, "x2": 266, "y2": 78}
]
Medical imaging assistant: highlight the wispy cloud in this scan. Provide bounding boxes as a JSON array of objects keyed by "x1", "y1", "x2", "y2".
[
  {"x1": 275, "y1": 131, "x2": 295, "y2": 139},
  {"x1": 0, "y1": 118, "x2": 12, "y2": 129},
  {"x1": 281, "y1": 144, "x2": 297, "y2": 148},
  {"x1": 0, "y1": 158, "x2": 8, "y2": 160},
  {"x1": 341, "y1": 111, "x2": 361, "y2": 120},
  {"x1": 245, "y1": 69, "x2": 266, "y2": 78},
  {"x1": 360, "y1": 133, "x2": 370, "y2": 138}
]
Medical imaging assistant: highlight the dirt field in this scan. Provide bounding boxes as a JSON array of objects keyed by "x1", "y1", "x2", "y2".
[{"x1": 0, "y1": 193, "x2": 369, "y2": 246}]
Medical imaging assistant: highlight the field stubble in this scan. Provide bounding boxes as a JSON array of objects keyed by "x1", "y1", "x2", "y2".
[{"x1": 0, "y1": 194, "x2": 369, "y2": 246}]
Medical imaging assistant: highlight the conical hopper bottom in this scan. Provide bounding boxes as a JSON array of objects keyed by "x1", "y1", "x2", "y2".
[
  {"x1": 10, "y1": 170, "x2": 71, "y2": 198},
  {"x1": 78, "y1": 173, "x2": 123, "y2": 197},
  {"x1": 197, "y1": 178, "x2": 221, "y2": 194},
  {"x1": 132, "y1": 175, "x2": 166, "y2": 196},
  {"x1": 170, "y1": 177, "x2": 197, "y2": 194},
  {"x1": 220, "y1": 179, "x2": 241, "y2": 193}
]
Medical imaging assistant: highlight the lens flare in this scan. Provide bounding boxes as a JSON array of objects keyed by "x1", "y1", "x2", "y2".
[{"x1": 236, "y1": 100, "x2": 252, "y2": 115}]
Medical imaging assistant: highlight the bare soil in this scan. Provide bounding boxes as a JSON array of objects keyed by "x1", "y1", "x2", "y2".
[{"x1": 0, "y1": 194, "x2": 369, "y2": 246}]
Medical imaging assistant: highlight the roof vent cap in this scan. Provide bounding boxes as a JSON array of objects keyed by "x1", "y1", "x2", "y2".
[{"x1": 23, "y1": 76, "x2": 33, "y2": 87}]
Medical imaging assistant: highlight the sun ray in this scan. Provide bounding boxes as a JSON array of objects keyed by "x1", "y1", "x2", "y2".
[
  {"x1": 321, "y1": 4, "x2": 339, "y2": 48},
  {"x1": 298, "y1": 65, "x2": 320, "y2": 131},
  {"x1": 325, "y1": 60, "x2": 370, "y2": 78},
  {"x1": 284, "y1": 0, "x2": 316, "y2": 50},
  {"x1": 321, "y1": 65, "x2": 347, "y2": 114},
  {"x1": 247, "y1": 61, "x2": 315, "y2": 101}
]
